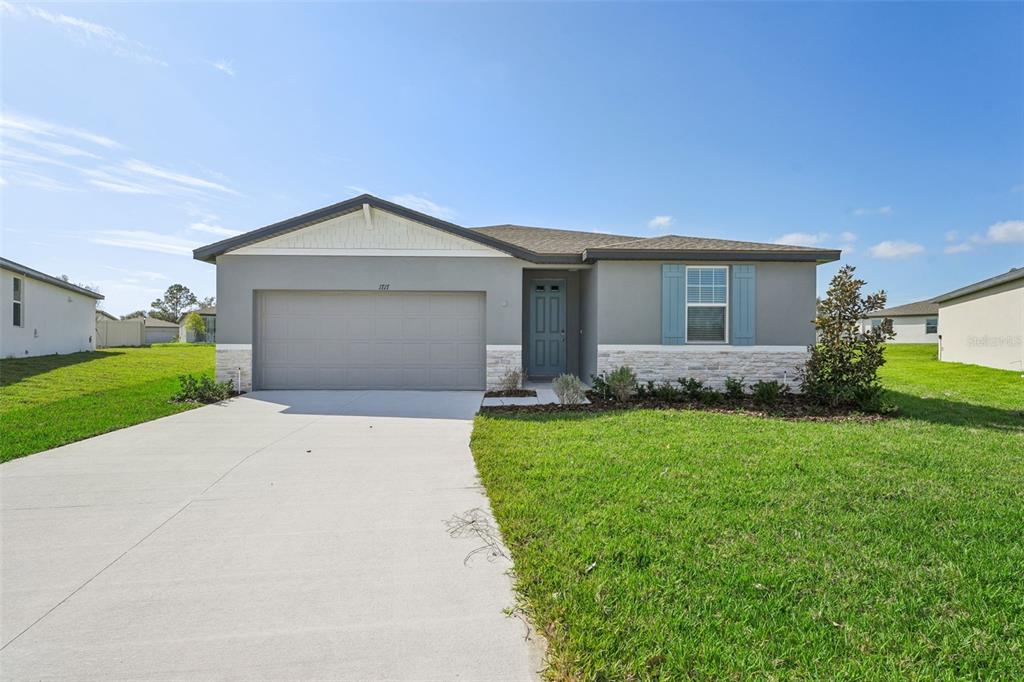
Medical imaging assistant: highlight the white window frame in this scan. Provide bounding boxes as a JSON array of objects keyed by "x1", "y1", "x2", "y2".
[
  {"x1": 925, "y1": 317, "x2": 938, "y2": 334},
  {"x1": 685, "y1": 265, "x2": 729, "y2": 344},
  {"x1": 12, "y1": 276, "x2": 24, "y2": 328}
]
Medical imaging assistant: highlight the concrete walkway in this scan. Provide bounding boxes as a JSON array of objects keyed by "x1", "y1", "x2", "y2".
[{"x1": 0, "y1": 391, "x2": 541, "y2": 681}]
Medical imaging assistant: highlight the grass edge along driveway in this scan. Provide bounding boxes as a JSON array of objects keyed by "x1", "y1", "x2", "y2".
[
  {"x1": 1, "y1": 344, "x2": 214, "y2": 463},
  {"x1": 471, "y1": 345, "x2": 1024, "y2": 679}
]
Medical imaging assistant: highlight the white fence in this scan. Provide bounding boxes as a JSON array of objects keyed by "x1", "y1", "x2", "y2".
[{"x1": 96, "y1": 318, "x2": 145, "y2": 348}]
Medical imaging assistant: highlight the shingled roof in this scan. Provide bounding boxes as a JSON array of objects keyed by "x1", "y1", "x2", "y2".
[
  {"x1": 195, "y1": 194, "x2": 841, "y2": 264},
  {"x1": 863, "y1": 299, "x2": 939, "y2": 318}
]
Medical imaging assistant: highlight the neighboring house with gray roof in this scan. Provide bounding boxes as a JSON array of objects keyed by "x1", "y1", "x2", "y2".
[
  {"x1": 179, "y1": 306, "x2": 217, "y2": 343},
  {"x1": 193, "y1": 194, "x2": 840, "y2": 392},
  {"x1": 143, "y1": 316, "x2": 180, "y2": 345},
  {"x1": 934, "y1": 267, "x2": 1023, "y2": 372},
  {"x1": 1, "y1": 257, "x2": 103, "y2": 358},
  {"x1": 860, "y1": 298, "x2": 940, "y2": 344}
]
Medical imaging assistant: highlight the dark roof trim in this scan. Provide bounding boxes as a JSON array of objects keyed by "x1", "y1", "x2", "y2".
[
  {"x1": 0, "y1": 257, "x2": 104, "y2": 299},
  {"x1": 193, "y1": 194, "x2": 544, "y2": 264},
  {"x1": 581, "y1": 247, "x2": 842, "y2": 264},
  {"x1": 932, "y1": 267, "x2": 1024, "y2": 303}
]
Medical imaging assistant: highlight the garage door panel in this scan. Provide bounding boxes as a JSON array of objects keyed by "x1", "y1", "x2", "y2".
[{"x1": 256, "y1": 291, "x2": 486, "y2": 390}]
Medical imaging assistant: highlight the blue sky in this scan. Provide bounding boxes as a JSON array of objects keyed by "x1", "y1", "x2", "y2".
[{"x1": 2, "y1": 1, "x2": 1022, "y2": 315}]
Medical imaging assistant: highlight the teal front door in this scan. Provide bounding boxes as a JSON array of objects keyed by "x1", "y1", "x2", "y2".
[{"x1": 528, "y1": 279, "x2": 566, "y2": 377}]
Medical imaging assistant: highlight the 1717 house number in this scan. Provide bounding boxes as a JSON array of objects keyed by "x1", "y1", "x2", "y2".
[{"x1": 378, "y1": 283, "x2": 390, "y2": 290}]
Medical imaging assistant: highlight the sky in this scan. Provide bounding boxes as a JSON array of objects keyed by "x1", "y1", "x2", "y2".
[{"x1": 1, "y1": 1, "x2": 1022, "y2": 316}]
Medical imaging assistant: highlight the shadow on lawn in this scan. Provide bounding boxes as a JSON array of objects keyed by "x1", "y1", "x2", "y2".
[
  {"x1": 885, "y1": 391, "x2": 1024, "y2": 433},
  {"x1": 0, "y1": 350, "x2": 125, "y2": 386}
]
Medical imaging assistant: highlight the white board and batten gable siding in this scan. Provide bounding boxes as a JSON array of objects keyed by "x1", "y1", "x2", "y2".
[{"x1": 227, "y1": 206, "x2": 509, "y2": 258}]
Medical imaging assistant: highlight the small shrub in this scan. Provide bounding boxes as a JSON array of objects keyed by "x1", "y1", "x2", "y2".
[
  {"x1": 172, "y1": 374, "x2": 234, "y2": 404},
  {"x1": 599, "y1": 365, "x2": 637, "y2": 402},
  {"x1": 498, "y1": 368, "x2": 523, "y2": 392},
  {"x1": 651, "y1": 381, "x2": 684, "y2": 402},
  {"x1": 635, "y1": 380, "x2": 657, "y2": 399},
  {"x1": 677, "y1": 377, "x2": 706, "y2": 400},
  {"x1": 724, "y1": 376, "x2": 746, "y2": 401},
  {"x1": 751, "y1": 380, "x2": 790, "y2": 407},
  {"x1": 697, "y1": 387, "x2": 723, "y2": 405},
  {"x1": 552, "y1": 374, "x2": 587, "y2": 405},
  {"x1": 590, "y1": 373, "x2": 610, "y2": 398},
  {"x1": 802, "y1": 264, "x2": 896, "y2": 410}
]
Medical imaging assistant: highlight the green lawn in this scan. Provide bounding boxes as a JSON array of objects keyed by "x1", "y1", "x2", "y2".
[
  {"x1": 0, "y1": 344, "x2": 214, "y2": 462},
  {"x1": 472, "y1": 344, "x2": 1024, "y2": 679}
]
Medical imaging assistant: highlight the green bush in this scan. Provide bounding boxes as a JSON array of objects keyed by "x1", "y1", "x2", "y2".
[
  {"x1": 552, "y1": 374, "x2": 587, "y2": 405},
  {"x1": 172, "y1": 374, "x2": 234, "y2": 404},
  {"x1": 751, "y1": 380, "x2": 790, "y2": 407},
  {"x1": 697, "y1": 387, "x2": 724, "y2": 405},
  {"x1": 651, "y1": 380, "x2": 684, "y2": 401},
  {"x1": 802, "y1": 265, "x2": 895, "y2": 410},
  {"x1": 677, "y1": 377, "x2": 706, "y2": 400},
  {"x1": 592, "y1": 366, "x2": 637, "y2": 402},
  {"x1": 724, "y1": 376, "x2": 746, "y2": 401}
]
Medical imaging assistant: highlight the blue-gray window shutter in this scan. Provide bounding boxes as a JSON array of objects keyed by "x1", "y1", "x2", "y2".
[
  {"x1": 661, "y1": 264, "x2": 685, "y2": 344},
  {"x1": 730, "y1": 264, "x2": 756, "y2": 345}
]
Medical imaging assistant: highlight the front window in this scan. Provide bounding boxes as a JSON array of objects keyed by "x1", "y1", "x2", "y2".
[
  {"x1": 925, "y1": 317, "x2": 938, "y2": 334},
  {"x1": 870, "y1": 319, "x2": 882, "y2": 330},
  {"x1": 686, "y1": 266, "x2": 728, "y2": 343},
  {"x1": 12, "y1": 276, "x2": 23, "y2": 327}
]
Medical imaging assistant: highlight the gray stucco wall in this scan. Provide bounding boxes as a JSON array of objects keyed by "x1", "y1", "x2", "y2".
[
  {"x1": 594, "y1": 260, "x2": 818, "y2": 346},
  {"x1": 216, "y1": 255, "x2": 525, "y2": 345},
  {"x1": 579, "y1": 268, "x2": 598, "y2": 381},
  {"x1": 521, "y1": 270, "x2": 581, "y2": 377}
]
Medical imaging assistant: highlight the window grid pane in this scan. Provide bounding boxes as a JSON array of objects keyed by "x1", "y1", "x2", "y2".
[{"x1": 687, "y1": 307, "x2": 725, "y2": 342}]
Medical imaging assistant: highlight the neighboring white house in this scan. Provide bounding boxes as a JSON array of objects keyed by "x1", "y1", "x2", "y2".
[
  {"x1": 144, "y1": 316, "x2": 180, "y2": 344},
  {"x1": 1, "y1": 257, "x2": 103, "y2": 358},
  {"x1": 934, "y1": 267, "x2": 1023, "y2": 372},
  {"x1": 861, "y1": 299, "x2": 939, "y2": 344}
]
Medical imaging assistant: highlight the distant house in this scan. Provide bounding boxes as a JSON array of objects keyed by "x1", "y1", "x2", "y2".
[
  {"x1": 179, "y1": 306, "x2": 216, "y2": 342},
  {"x1": 861, "y1": 299, "x2": 939, "y2": 344},
  {"x1": 934, "y1": 267, "x2": 1023, "y2": 372},
  {"x1": 96, "y1": 309, "x2": 118, "y2": 322},
  {"x1": 1, "y1": 257, "x2": 103, "y2": 359},
  {"x1": 144, "y1": 316, "x2": 180, "y2": 344}
]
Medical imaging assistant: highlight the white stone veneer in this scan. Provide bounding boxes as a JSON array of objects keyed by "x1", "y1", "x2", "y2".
[
  {"x1": 596, "y1": 345, "x2": 808, "y2": 389},
  {"x1": 486, "y1": 345, "x2": 523, "y2": 390},
  {"x1": 216, "y1": 344, "x2": 253, "y2": 393}
]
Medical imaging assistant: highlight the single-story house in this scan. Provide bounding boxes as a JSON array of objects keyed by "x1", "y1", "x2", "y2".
[
  {"x1": 1, "y1": 257, "x2": 103, "y2": 359},
  {"x1": 144, "y1": 316, "x2": 180, "y2": 344},
  {"x1": 179, "y1": 306, "x2": 216, "y2": 342},
  {"x1": 934, "y1": 267, "x2": 1023, "y2": 372},
  {"x1": 96, "y1": 309, "x2": 118, "y2": 322},
  {"x1": 193, "y1": 194, "x2": 840, "y2": 392},
  {"x1": 861, "y1": 299, "x2": 939, "y2": 343}
]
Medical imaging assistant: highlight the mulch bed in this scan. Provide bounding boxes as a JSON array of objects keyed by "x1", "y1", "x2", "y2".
[
  {"x1": 483, "y1": 389, "x2": 538, "y2": 398},
  {"x1": 479, "y1": 392, "x2": 892, "y2": 423}
]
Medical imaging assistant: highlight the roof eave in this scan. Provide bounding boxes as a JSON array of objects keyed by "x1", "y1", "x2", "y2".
[
  {"x1": 193, "y1": 194, "x2": 549, "y2": 264},
  {"x1": 932, "y1": 269, "x2": 1024, "y2": 303},
  {"x1": 581, "y1": 248, "x2": 841, "y2": 264},
  {"x1": 0, "y1": 257, "x2": 104, "y2": 300}
]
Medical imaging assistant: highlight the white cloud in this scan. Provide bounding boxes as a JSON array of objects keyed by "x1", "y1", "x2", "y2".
[
  {"x1": 839, "y1": 231, "x2": 857, "y2": 242},
  {"x1": 944, "y1": 230, "x2": 959, "y2": 242},
  {"x1": 869, "y1": 240, "x2": 924, "y2": 259},
  {"x1": 104, "y1": 265, "x2": 168, "y2": 281},
  {"x1": 389, "y1": 193, "x2": 456, "y2": 221},
  {"x1": 853, "y1": 206, "x2": 893, "y2": 216},
  {"x1": 983, "y1": 220, "x2": 1024, "y2": 244},
  {"x1": 0, "y1": 111, "x2": 121, "y2": 149},
  {"x1": 121, "y1": 160, "x2": 239, "y2": 195},
  {"x1": 89, "y1": 230, "x2": 201, "y2": 256},
  {"x1": 209, "y1": 60, "x2": 235, "y2": 76},
  {"x1": 188, "y1": 221, "x2": 241, "y2": 237},
  {"x1": 5, "y1": 2, "x2": 167, "y2": 66},
  {"x1": 775, "y1": 231, "x2": 828, "y2": 247},
  {"x1": 944, "y1": 243, "x2": 973, "y2": 254},
  {"x1": 647, "y1": 215, "x2": 673, "y2": 230},
  {"x1": 1011, "y1": 183, "x2": 1024, "y2": 193}
]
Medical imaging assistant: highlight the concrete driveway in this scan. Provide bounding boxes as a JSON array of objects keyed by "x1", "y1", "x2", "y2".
[{"x1": 0, "y1": 391, "x2": 541, "y2": 680}]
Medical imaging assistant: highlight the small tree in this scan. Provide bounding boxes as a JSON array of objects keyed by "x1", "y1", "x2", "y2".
[
  {"x1": 183, "y1": 311, "x2": 207, "y2": 341},
  {"x1": 802, "y1": 265, "x2": 895, "y2": 410}
]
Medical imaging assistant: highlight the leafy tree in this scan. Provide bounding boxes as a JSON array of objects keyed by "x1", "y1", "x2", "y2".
[
  {"x1": 122, "y1": 310, "x2": 147, "y2": 320},
  {"x1": 196, "y1": 296, "x2": 215, "y2": 309},
  {"x1": 801, "y1": 265, "x2": 895, "y2": 410},
  {"x1": 182, "y1": 311, "x2": 207, "y2": 340},
  {"x1": 151, "y1": 284, "x2": 198, "y2": 321}
]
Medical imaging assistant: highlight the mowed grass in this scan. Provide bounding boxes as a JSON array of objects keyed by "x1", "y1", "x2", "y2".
[
  {"x1": 472, "y1": 345, "x2": 1024, "y2": 679},
  {"x1": 1, "y1": 344, "x2": 214, "y2": 462}
]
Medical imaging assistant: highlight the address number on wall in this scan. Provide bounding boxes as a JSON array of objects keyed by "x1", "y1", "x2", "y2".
[{"x1": 378, "y1": 283, "x2": 390, "y2": 291}]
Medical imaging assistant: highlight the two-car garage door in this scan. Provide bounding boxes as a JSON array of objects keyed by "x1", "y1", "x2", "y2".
[{"x1": 255, "y1": 291, "x2": 486, "y2": 390}]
